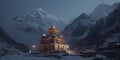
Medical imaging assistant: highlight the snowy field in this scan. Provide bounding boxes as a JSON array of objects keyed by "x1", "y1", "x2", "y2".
[{"x1": 0, "y1": 55, "x2": 95, "y2": 60}]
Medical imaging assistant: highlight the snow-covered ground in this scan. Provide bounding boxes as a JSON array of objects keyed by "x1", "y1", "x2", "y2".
[
  {"x1": 0, "y1": 55, "x2": 94, "y2": 60},
  {"x1": 0, "y1": 53, "x2": 109, "y2": 60}
]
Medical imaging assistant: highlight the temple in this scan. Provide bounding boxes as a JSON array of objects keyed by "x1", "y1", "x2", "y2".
[{"x1": 37, "y1": 25, "x2": 69, "y2": 53}]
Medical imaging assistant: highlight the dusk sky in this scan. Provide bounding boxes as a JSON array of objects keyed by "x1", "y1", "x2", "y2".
[{"x1": 0, "y1": 0, "x2": 120, "y2": 20}]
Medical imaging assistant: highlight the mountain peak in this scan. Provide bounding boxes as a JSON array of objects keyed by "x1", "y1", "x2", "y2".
[
  {"x1": 30, "y1": 8, "x2": 47, "y2": 19},
  {"x1": 32, "y1": 8, "x2": 47, "y2": 15},
  {"x1": 34, "y1": 8, "x2": 46, "y2": 14},
  {"x1": 80, "y1": 13, "x2": 89, "y2": 18},
  {"x1": 90, "y1": 3, "x2": 119, "y2": 20}
]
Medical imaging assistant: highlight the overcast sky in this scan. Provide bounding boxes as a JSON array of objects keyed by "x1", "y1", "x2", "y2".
[{"x1": 0, "y1": 0, "x2": 120, "y2": 20}]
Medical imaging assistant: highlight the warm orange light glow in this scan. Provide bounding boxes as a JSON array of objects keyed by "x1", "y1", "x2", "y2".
[{"x1": 37, "y1": 25, "x2": 69, "y2": 52}]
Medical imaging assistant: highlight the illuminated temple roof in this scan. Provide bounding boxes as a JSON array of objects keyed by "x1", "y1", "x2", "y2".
[{"x1": 37, "y1": 25, "x2": 69, "y2": 53}]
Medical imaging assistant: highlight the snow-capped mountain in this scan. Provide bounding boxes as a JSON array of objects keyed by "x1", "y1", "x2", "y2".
[
  {"x1": 62, "y1": 13, "x2": 94, "y2": 45},
  {"x1": 63, "y1": 3, "x2": 120, "y2": 48},
  {"x1": 74, "y1": 4, "x2": 120, "y2": 48},
  {"x1": 0, "y1": 7, "x2": 68, "y2": 52},
  {"x1": 89, "y1": 3, "x2": 119, "y2": 20},
  {"x1": 13, "y1": 8, "x2": 67, "y2": 33}
]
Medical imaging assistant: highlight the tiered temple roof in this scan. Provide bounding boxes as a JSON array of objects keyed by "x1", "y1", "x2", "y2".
[{"x1": 37, "y1": 25, "x2": 69, "y2": 53}]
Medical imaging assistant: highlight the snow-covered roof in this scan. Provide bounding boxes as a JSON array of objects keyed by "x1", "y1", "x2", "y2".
[{"x1": 42, "y1": 33, "x2": 46, "y2": 36}]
